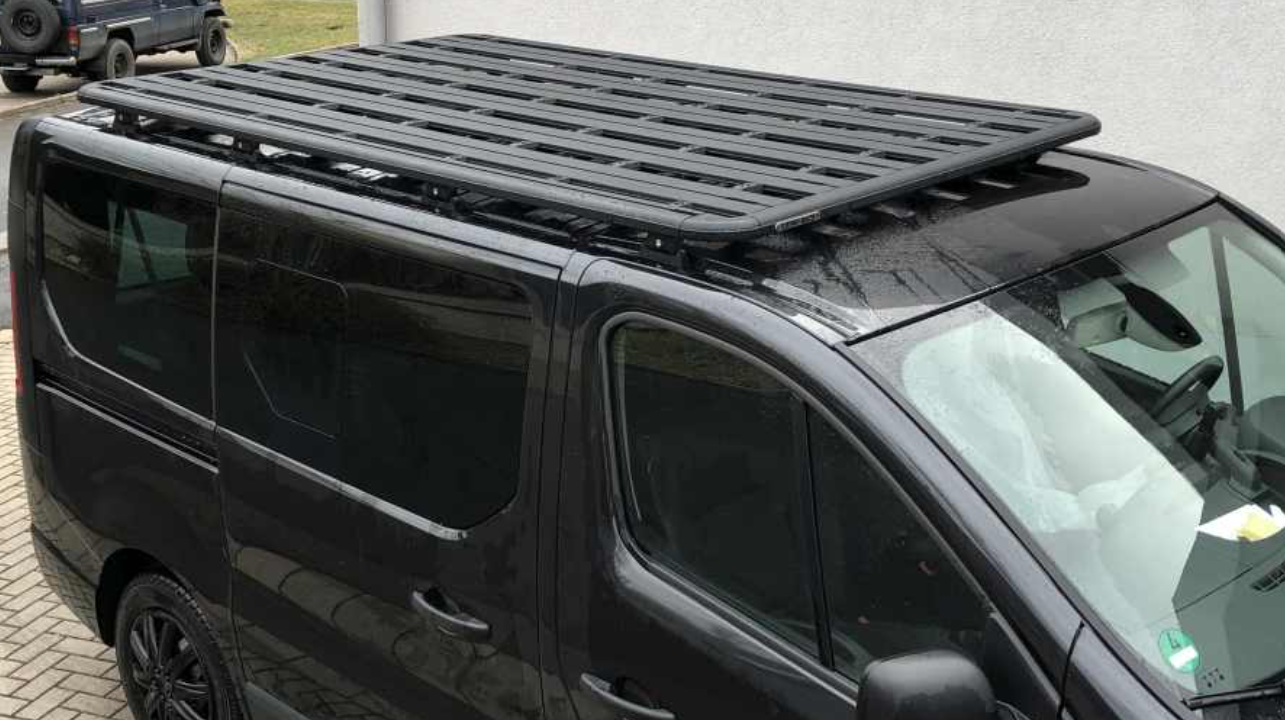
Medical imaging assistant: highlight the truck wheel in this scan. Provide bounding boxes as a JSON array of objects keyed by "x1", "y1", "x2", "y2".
[
  {"x1": 1, "y1": 74, "x2": 40, "y2": 93},
  {"x1": 90, "y1": 38, "x2": 137, "y2": 81},
  {"x1": 196, "y1": 17, "x2": 227, "y2": 67},
  {"x1": 114, "y1": 574, "x2": 243, "y2": 720},
  {"x1": 0, "y1": 0, "x2": 63, "y2": 55}
]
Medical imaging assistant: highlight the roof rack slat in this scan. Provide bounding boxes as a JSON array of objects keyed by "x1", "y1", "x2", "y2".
[
  {"x1": 126, "y1": 74, "x2": 792, "y2": 212},
  {"x1": 472, "y1": 34, "x2": 1082, "y2": 123},
  {"x1": 201, "y1": 65, "x2": 859, "y2": 195},
  {"x1": 427, "y1": 35, "x2": 1066, "y2": 131},
  {"x1": 78, "y1": 34, "x2": 1100, "y2": 242},
  {"x1": 311, "y1": 47, "x2": 1018, "y2": 150},
  {"x1": 261, "y1": 56, "x2": 969, "y2": 168},
  {"x1": 343, "y1": 43, "x2": 1033, "y2": 144}
]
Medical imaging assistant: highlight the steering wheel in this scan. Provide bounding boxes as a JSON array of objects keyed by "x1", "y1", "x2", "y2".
[{"x1": 1150, "y1": 356, "x2": 1224, "y2": 418}]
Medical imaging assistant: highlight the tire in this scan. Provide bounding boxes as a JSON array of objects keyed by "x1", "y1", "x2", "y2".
[
  {"x1": 0, "y1": 0, "x2": 62, "y2": 55},
  {"x1": 90, "y1": 38, "x2": 136, "y2": 81},
  {"x1": 195, "y1": 17, "x2": 227, "y2": 67},
  {"x1": 1, "y1": 73, "x2": 40, "y2": 93},
  {"x1": 114, "y1": 574, "x2": 242, "y2": 720}
]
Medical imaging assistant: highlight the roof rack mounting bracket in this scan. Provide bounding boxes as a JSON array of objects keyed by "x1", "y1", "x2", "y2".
[
  {"x1": 639, "y1": 234, "x2": 695, "y2": 272},
  {"x1": 232, "y1": 137, "x2": 261, "y2": 163},
  {"x1": 423, "y1": 183, "x2": 463, "y2": 216},
  {"x1": 112, "y1": 110, "x2": 142, "y2": 136}
]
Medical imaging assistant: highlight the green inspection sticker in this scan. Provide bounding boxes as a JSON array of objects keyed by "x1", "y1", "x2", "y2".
[{"x1": 1158, "y1": 629, "x2": 1201, "y2": 674}]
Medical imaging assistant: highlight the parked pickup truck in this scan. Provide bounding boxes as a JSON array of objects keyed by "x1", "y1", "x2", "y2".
[{"x1": 0, "y1": 0, "x2": 228, "y2": 92}]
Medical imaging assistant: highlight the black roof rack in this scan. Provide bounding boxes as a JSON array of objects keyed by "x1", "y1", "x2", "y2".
[{"x1": 79, "y1": 34, "x2": 1100, "y2": 243}]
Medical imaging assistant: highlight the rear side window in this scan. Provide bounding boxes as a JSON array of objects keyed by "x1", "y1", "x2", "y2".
[
  {"x1": 41, "y1": 162, "x2": 215, "y2": 414},
  {"x1": 609, "y1": 322, "x2": 818, "y2": 651}
]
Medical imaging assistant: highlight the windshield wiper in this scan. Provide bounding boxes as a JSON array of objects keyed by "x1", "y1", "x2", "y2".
[{"x1": 1185, "y1": 680, "x2": 1285, "y2": 710}]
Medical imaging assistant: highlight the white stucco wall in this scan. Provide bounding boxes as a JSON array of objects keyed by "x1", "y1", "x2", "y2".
[{"x1": 377, "y1": 1, "x2": 1285, "y2": 227}]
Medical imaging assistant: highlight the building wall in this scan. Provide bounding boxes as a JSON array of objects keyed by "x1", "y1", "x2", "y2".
[{"x1": 380, "y1": 1, "x2": 1285, "y2": 227}]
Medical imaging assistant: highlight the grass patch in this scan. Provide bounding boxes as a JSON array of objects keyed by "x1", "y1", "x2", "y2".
[{"x1": 223, "y1": 0, "x2": 357, "y2": 61}]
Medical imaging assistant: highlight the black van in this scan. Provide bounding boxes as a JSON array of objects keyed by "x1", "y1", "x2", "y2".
[{"x1": 11, "y1": 34, "x2": 1285, "y2": 720}]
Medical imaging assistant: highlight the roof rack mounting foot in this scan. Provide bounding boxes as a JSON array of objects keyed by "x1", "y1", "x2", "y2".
[
  {"x1": 112, "y1": 111, "x2": 142, "y2": 136},
  {"x1": 639, "y1": 235, "x2": 695, "y2": 272},
  {"x1": 423, "y1": 183, "x2": 463, "y2": 216},
  {"x1": 232, "y1": 138, "x2": 261, "y2": 163}
]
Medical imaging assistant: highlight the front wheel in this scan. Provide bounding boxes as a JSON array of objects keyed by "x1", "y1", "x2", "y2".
[
  {"x1": 115, "y1": 574, "x2": 242, "y2": 720},
  {"x1": 196, "y1": 17, "x2": 227, "y2": 66},
  {"x1": 1, "y1": 74, "x2": 41, "y2": 93},
  {"x1": 89, "y1": 38, "x2": 137, "y2": 81}
]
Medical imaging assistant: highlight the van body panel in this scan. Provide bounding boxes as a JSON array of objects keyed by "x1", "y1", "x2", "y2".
[
  {"x1": 215, "y1": 173, "x2": 561, "y2": 720},
  {"x1": 554, "y1": 258, "x2": 860, "y2": 720},
  {"x1": 11, "y1": 115, "x2": 243, "y2": 715}
]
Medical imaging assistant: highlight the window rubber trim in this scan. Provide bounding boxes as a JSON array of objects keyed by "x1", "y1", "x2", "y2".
[{"x1": 795, "y1": 401, "x2": 836, "y2": 668}]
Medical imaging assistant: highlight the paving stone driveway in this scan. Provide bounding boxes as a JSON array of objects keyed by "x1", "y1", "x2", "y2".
[{"x1": 0, "y1": 331, "x2": 130, "y2": 720}]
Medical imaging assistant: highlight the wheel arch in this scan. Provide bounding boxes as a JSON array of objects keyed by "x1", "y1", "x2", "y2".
[
  {"x1": 105, "y1": 28, "x2": 135, "y2": 48},
  {"x1": 95, "y1": 548, "x2": 177, "y2": 647}
]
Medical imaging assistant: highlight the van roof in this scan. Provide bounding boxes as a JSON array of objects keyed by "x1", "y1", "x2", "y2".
[
  {"x1": 727, "y1": 149, "x2": 1217, "y2": 340},
  {"x1": 79, "y1": 34, "x2": 1099, "y2": 254}
]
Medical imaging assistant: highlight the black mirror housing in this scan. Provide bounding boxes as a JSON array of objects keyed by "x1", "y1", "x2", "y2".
[{"x1": 857, "y1": 650, "x2": 996, "y2": 720}]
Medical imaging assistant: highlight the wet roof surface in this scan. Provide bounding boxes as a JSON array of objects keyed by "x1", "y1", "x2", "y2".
[{"x1": 729, "y1": 150, "x2": 1215, "y2": 339}]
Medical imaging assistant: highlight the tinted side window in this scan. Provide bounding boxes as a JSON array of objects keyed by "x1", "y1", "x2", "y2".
[
  {"x1": 216, "y1": 213, "x2": 347, "y2": 473},
  {"x1": 42, "y1": 162, "x2": 214, "y2": 414},
  {"x1": 810, "y1": 411, "x2": 988, "y2": 680},
  {"x1": 217, "y1": 210, "x2": 535, "y2": 527},
  {"x1": 610, "y1": 322, "x2": 817, "y2": 651},
  {"x1": 343, "y1": 253, "x2": 533, "y2": 528},
  {"x1": 244, "y1": 261, "x2": 346, "y2": 437}
]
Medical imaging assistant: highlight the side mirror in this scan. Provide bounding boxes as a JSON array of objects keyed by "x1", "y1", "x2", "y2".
[{"x1": 857, "y1": 650, "x2": 996, "y2": 720}]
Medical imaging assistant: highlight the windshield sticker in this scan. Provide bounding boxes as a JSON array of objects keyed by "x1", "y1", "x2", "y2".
[
  {"x1": 1196, "y1": 504, "x2": 1285, "y2": 543},
  {"x1": 1158, "y1": 629, "x2": 1201, "y2": 674}
]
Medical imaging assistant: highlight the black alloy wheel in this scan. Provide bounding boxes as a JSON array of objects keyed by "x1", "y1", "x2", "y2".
[
  {"x1": 115, "y1": 575, "x2": 241, "y2": 720},
  {"x1": 125, "y1": 610, "x2": 215, "y2": 720}
]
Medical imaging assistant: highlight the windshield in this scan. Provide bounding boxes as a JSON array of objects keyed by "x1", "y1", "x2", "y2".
[{"x1": 855, "y1": 203, "x2": 1285, "y2": 702}]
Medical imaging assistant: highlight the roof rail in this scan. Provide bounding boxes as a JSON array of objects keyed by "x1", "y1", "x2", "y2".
[{"x1": 79, "y1": 34, "x2": 1100, "y2": 247}]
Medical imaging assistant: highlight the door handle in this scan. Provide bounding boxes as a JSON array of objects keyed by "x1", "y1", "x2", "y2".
[
  {"x1": 410, "y1": 588, "x2": 490, "y2": 642},
  {"x1": 580, "y1": 674, "x2": 675, "y2": 720}
]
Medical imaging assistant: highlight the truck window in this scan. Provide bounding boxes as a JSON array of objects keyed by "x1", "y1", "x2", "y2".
[{"x1": 41, "y1": 161, "x2": 215, "y2": 414}]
